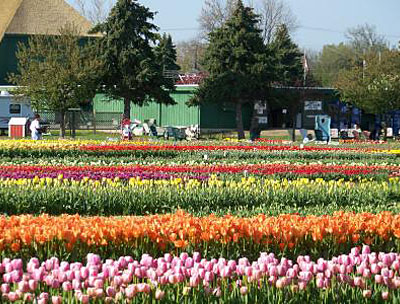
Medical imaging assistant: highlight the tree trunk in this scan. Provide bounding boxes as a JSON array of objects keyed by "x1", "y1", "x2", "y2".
[
  {"x1": 59, "y1": 110, "x2": 66, "y2": 138},
  {"x1": 124, "y1": 97, "x2": 131, "y2": 119},
  {"x1": 236, "y1": 101, "x2": 245, "y2": 140},
  {"x1": 291, "y1": 115, "x2": 296, "y2": 142},
  {"x1": 250, "y1": 101, "x2": 267, "y2": 141}
]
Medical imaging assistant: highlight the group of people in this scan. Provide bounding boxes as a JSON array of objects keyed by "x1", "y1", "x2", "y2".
[{"x1": 351, "y1": 123, "x2": 387, "y2": 141}]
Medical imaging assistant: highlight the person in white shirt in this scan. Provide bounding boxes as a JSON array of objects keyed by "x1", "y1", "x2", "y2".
[{"x1": 30, "y1": 114, "x2": 41, "y2": 140}]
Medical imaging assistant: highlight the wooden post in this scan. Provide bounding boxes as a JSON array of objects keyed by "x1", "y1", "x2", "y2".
[{"x1": 93, "y1": 108, "x2": 96, "y2": 134}]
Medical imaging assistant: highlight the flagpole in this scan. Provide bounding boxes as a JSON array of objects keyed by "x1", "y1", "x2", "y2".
[{"x1": 303, "y1": 52, "x2": 307, "y2": 87}]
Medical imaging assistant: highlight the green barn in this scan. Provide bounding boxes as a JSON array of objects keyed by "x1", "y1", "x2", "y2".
[
  {"x1": 0, "y1": 0, "x2": 94, "y2": 85},
  {"x1": 93, "y1": 86, "x2": 255, "y2": 131}
]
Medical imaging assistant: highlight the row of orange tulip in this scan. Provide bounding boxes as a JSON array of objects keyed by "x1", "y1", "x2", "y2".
[{"x1": 1, "y1": 211, "x2": 399, "y2": 259}]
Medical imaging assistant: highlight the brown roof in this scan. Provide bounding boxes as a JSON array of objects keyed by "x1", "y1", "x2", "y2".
[
  {"x1": 1, "y1": 0, "x2": 95, "y2": 42},
  {"x1": 0, "y1": 0, "x2": 23, "y2": 42}
]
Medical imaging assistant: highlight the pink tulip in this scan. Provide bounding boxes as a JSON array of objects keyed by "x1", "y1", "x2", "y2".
[
  {"x1": 1, "y1": 283, "x2": 10, "y2": 294},
  {"x1": 316, "y1": 278, "x2": 324, "y2": 288},
  {"x1": 40, "y1": 292, "x2": 49, "y2": 300},
  {"x1": 353, "y1": 276, "x2": 363, "y2": 287},
  {"x1": 24, "y1": 293, "x2": 34, "y2": 302},
  {"x1": 375, "y1": 274, "x2": 383, "y2": 284},
  {"x1": 7, "y1": 291, "x2": 19, "y2": 302},
  {"x1": 62, "y1": 281, "x2": 73, "y2": 292},
  {"x1": 18, "y1": 281, "x2": 29, "y2": 292},
  {"x1": 37, "y1": 298, "x2": 47, "y2": 304},
  {"x1": 182, "y1": 286, "x2": 191, "y2": 296},
  {"x1": 371, "y1": 264, "x2": 380, "y2": 274},
  {"x1": 189, "y1": 275, "x2": 200, "y2": 287},
  {"x1": 87, "y1": 254, "x2": 101, "y2": 265},
  {"x1": 94, "y1": 279, "x2": 104, "y2": 289},
  {"x1": 275, "y1": 278, "x2": 285, "y2": 289},
  {"x1": 52, "y1": 296, "x2": 62, "y2": 304},
  {"x1": 95, "y1": 289, "x2": 104, "y2": 298},
  {"x1": 79, "y1": 294, "x2": 90, "y2": 304},
  {"x1": 213, "y1": 287, "x2": 221, "y2": 297},
  {"x1": 87, "y1": 287, "x2": 96, "y2": 298},
  {"x1": 72, "y1": 279, "x2": 81, "y2": 290},
  {"x1": 137, "y1": 283, "x2": 151, "y2": 294},
  {"x1": 363, "y1": 289, "x2": 372, "y2": 298},
  {"x1": 382, "y1": 291, "x2": 390, "y2": 301},
  {"x1": 240, "y1": 286, "x2": 248, "y2": 295},
  {"x1": 80, "y1": 267, "x2": 89, "y2": 279},
  {"x1": 155, "y1": 289, "x2": 165, "y2": 300},
  {"x1": 106, "y1": 286, "x2": 116, "y2": 297},
  {"x1": 298, "y1": 281, "x2": 307, "y2": 290},
  {"x1": 362, "y1": 245, "x2": 371, "y2": 254},
  {"x1": 362, "y1": 268, "x2": 371, "y2": 278},
  {"x1": 125, "y1": 285, "x2": 137, "y2": 299}
]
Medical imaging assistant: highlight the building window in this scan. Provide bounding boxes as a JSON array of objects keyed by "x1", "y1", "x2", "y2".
[{"x1": 9, "y1": 104, "x2": 21, "y2": 114}]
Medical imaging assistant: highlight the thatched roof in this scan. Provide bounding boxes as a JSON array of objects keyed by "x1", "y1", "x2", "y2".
[
  {"x1": 0, "y1": 0, "x2": 95, "y2": 43},
  {"x1": 0, "y1": 0, "x2": 23, "y2": 42}
]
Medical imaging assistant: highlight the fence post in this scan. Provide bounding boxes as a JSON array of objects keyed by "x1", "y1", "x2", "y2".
[{"x1": 93, "y1": 108, "x2": 96, "y2": 134}]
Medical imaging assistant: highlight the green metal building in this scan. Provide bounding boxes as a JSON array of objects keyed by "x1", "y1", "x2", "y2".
[{"x1": 94, "y1": 86, "x2": 254, "y2": 131}]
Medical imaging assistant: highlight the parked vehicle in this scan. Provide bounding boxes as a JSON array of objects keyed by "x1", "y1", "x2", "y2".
[
  {"x1": 0, "y1": 89, "x2": 33, "y2": 131},
  {"x1": 0, "y1": 89, "x2": 50, "y2": 135}
]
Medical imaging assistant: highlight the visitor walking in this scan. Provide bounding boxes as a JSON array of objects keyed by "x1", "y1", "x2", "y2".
[{"x1": 30, "y1": 114, "x2": 42, "y2": 140}]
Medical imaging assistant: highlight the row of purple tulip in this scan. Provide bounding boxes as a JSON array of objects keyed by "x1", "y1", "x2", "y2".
[{"x1": 0, "y1": 171, "x2": 209, "y2": 181}]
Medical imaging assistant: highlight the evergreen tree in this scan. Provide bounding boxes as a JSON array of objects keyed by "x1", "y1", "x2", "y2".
[
  {"x1": 93, "y1": 0, "x2": 175, "y2": 119},
  {"x1": 269, "y1": 24, "x2": 303, "y2": 141},
  {"x1": 271, "y1": 24, "x2": 303, "y2": 86},
  {"x1": 155, "y1": 33, "x2": 181, "y2": 73},
  {"x1": 192, "y1": 1, "x2": 273, "y2": 139}
]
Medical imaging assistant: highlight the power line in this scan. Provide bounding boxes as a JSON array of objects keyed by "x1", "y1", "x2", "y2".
[{"x1": 160, "y1": 25, "x2": 400, "y2": 40}]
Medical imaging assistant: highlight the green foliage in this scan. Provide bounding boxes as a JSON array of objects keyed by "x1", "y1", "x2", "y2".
[
  {"x1": 313, "y1": 24, "x2": 389, "y2": 87},
  {"x1": 0, "y1": 178, "x2": 399, "y2": 217},
  {"x1": 270, "y1": 24, "x2": 303, "y2": 86},
  {"x1": 8, "y1": 24, "x2": 102, "y2": 137},
  {"x1": 336, "y1": 49, "x2": 400, "y2": 114},
  {"x1": 192, "y1": 1, "x2": 274, "y2": 139},
  {"x1": 155, "y1": 33, "x2": 181, "y2": 73},
  {"x1": 93, "y1": 0, "x2": 176, "y2": 118},
  {"x1": 176, "y1": 39, "x2": 207, "y2": 73},
  {"x1": 313, "y1": 43, "x2": 356, "y2": 87}
]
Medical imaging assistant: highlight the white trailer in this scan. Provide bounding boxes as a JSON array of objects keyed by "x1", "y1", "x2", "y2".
[{"x1": 0, "y1": 88, "x2": 34, "y2": 131}]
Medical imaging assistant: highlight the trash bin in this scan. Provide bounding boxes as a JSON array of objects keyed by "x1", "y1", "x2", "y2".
[
  {"x1": 8, "y1": 117, "x2": 29, "y2": 138},
  {"x1": 315, "y1": 115, "x2": 331, "y2": 142}
]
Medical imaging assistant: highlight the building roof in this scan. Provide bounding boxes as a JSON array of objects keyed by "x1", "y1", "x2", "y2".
[
  {"x1": 0, "y1": 0, "x2": 23, "y2": 42},
  {"x1": 0, "y1": 0, "x2": 94, "y2": 43}
]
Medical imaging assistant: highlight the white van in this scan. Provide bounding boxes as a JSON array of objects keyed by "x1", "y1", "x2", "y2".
[{"x1": 0, "y1": 88, "x2": 34, "y2": 131}]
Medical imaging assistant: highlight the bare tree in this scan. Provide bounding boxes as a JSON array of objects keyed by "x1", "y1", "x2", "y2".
[
  {"x1": 176, "y1": 39, "x2": 207, "y2": 73},
  {"x1": 257, "y1": 0, "x2": 298, "y2": 44},
  {"x1": 74, "y1": 0, "x2": 113, "y2": 25},
  {"x1": 198, "y1": 0, "x2": 237, "y2": 38},
  {"x1": 198, "y1": 0, "x2": 297, "y2": 43},
  {"x1": 345, "y1": 23, "x2": 388, "y2": 54}
]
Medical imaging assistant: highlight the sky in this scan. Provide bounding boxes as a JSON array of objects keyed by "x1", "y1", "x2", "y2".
[{"x1": 68, "y1": 0, "x2": 400, "y2": 52}]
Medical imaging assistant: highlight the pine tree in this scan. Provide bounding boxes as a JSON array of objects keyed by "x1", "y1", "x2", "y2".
[
  {"x1": 93, "y1": 0, "x2": 175, "y2": 119},
  {"x1": 269, "y1": 24, "x2": 303, "y2": 141},
  {"x1": 271, "y1": 24, "x2": 303, "y2": 86},
  {"x1": 192, "y1": 0, "x2": 273, "y2": 139},
  {"x1": 155, "y1": 33, "x2": 181, "y2": 73}
]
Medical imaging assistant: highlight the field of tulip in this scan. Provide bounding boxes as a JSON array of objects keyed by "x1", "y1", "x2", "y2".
[{"x1": 2, "y1": 139, "x2": 400, "y2": 303}]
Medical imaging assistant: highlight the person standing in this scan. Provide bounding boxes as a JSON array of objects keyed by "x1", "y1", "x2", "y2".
[{"x1": 30, "y1": 114, "x2": 42, "y2": 140}]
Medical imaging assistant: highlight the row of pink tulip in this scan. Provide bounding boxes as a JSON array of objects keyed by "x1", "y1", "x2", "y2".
[{"x1": 1, "y1": 246, "x2": 400, "y2": 303}]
